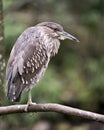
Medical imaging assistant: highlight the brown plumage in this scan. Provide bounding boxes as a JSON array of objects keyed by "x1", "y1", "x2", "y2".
[{"x1": 6, "y1": 22, "x2": 79, "y2": 105}]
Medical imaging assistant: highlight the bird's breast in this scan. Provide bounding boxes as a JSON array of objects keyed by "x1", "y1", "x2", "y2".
[{"x1": 40, "y1": 32, "x2": 60, "y2": 57}]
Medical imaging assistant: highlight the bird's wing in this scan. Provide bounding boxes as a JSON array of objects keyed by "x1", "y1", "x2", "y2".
[
  {"x1": 6, "y1": 27, "x2": 40, "y2": 80},
  {"x1": 6, "y1": 27, "x2": 49, "y2": 102}
]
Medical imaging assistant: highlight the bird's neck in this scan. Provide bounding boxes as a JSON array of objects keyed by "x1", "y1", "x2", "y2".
[{"x1": 40, "y1": 31, "x2": 60, "y2": 57}]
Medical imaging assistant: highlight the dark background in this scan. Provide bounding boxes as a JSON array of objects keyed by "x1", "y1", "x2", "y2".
[{"x1": 2, "y1": 0, "x2": 104, "y2": 129}]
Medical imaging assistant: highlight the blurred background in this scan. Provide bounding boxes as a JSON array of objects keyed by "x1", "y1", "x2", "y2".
[{"x1": 1, "y1": 0, "x2": 104, "y2": 129}]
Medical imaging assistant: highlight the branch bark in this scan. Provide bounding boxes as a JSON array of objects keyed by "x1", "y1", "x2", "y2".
[{"x1": 0, "y1": 103, "x2": 104, "y2": 123}]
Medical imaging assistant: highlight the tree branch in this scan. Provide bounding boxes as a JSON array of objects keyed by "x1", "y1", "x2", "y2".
[{"x1": 0, "y1": 103, "x2": 104, "y2": 123}]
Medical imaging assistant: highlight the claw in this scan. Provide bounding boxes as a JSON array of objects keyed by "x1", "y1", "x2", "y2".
[
  {"x1": 25, "y1": 102, "x2": 36, "y2": 111},
  {"x1": 25, "y1": 103, "x2": 30, "y2": 112},
  {"x1": 25, "y1": 101, "x2": 31, "y2": 112}
]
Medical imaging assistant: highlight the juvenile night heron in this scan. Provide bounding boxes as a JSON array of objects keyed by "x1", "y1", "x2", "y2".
[{"x1": 6, "y1": 22, "x2": 79, "y2": 107}]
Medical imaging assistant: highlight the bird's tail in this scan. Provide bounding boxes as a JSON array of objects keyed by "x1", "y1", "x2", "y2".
[
  {"x1": 7, "y1": 87, "x2": 22, "y2": 102},
  {"x1": 6, "y1": 72, "x2": 23, "y2": 102},
  {"x1": 7, "y1": 84, "x2": 22, "y2": 102}
]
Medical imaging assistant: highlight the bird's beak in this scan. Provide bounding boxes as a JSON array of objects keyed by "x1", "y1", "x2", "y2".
[{"x1": 61, "y1": 31, "x2": 79, "y2": 42}]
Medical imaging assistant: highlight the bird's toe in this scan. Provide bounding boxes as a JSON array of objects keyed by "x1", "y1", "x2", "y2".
[{"x1": 25, "y1": 102, "x2": 36, "y2": 112}]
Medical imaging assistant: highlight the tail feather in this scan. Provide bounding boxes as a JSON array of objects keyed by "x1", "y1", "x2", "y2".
[
  {"x1": 7, "y1": 84, "x2": 22, "y2": 102},
  {"x1": 6, "y1": 72, "x2": 24, "y2": 102}
]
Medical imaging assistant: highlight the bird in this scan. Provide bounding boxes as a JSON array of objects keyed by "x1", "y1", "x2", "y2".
[{"x1": 6, "y1": 22, "x2": 79, "y2": 108}]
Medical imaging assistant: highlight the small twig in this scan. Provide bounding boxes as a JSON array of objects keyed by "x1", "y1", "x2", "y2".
[{"x1": 0, "y1": 103, "x2": 104, "y2": 123}]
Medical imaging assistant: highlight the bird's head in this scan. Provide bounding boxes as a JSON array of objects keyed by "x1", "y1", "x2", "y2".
[{"x1": 37, "y1": 22, "x2": 79, "y2": 42}]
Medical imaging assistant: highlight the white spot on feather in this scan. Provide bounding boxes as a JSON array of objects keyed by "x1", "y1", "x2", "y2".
[
  {"x1": 31, "y1": 62, "x2": 34, "y2": 66},
  {"x1": 37, "y1": 54, "x2": 40, "y2": 60},
  {"x1": 27, "y1": 61, "x2": 31, "y2": 67},
  {"x1": 26, "y1": 80, "x2": 28, "y2": 84},
  {"x1": 21, "y1": 77, "x2": 25, "y2": 84},
  {"x1": 26, "y1": 69, "x2": 29, "y2": 74},
  {"x1": 32, "y1": 67, "x2": 35, "y2": 73},
  {"x1": 30, "y1": 78, "x2": 33, "y2": 81},
  {"x1": 13, "y1": 96, "x2": 16, "y2": 100},
  {"x1": 13, "y1": 91, "x2": 15, "y2": 95}
]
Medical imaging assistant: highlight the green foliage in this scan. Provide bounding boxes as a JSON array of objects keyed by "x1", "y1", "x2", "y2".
[
  {"x1": 87, "y1": 57, "x2": 104, "y2": 101},
  {"x1": 3, "y1": 0, "x2": 14, "y2": 10},
  {"x1": 4, "y1": 17, "x2": 27, "y2": 57}
]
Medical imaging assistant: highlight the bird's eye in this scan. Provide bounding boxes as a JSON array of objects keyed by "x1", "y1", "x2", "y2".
[{"x1": 54, "y1": 28, "x2": 58, "y2": 31}]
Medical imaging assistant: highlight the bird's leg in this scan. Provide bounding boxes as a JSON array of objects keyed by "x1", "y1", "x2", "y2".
[
  {"x1": 25, "y1": 88, "x2": 36, "y2": 111},
  {"x1": 28, "y1": 88, "x2": 32, "y2": 104}
]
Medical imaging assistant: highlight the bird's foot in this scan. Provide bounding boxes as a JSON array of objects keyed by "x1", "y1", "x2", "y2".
[{"x1": 25, "y1": 101, "x2": 36, "y2": 112}]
